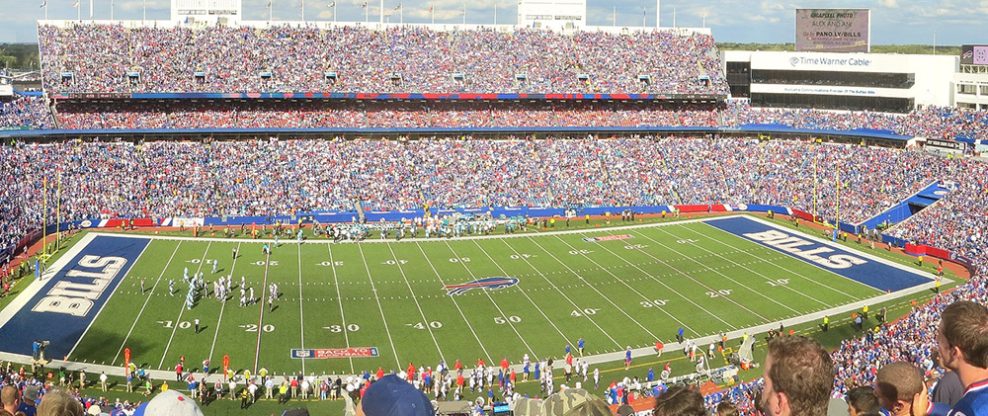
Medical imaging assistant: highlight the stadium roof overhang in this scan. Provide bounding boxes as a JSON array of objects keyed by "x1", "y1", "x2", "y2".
[
  {"x1": 49, "y1": 92, "x2": 728, "y2": 104},
  {"x1": 0, "y1": 126, "x2": 912, "y2": 145}
]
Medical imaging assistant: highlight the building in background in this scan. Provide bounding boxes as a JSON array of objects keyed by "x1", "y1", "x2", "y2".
[
  {"x1": 171, "y1": 0, "x2": 242, "y2": 25},
  {"x1": 954, "y1": 45, "x2": 988, "y2": 110},
  {"x1": 723, "y1": 51, "x2": 957, "y2": 113},
  {"x1": 517, "y1": 0, "x2": 586, "y2": 30}
]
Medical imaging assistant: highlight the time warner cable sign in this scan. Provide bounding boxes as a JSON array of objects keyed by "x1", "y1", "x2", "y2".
[{"x1": 795, "y1": 9, "x2": 870, "y2": 53}]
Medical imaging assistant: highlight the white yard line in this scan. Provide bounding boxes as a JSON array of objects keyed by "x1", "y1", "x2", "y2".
[
  {"x1": 296, "y1": 243, "x2": 307, "y2": 375},
  {"x1": 68, "y1": 238, "x2": 153, "y2": 361},
  {"x1": 252, "y1": 251, "x2": 271, "y2": 374},
  {"x1": 443, "y1": 240, "x2": 539, "y2": 360},
  {"x1": 356, "y1": 243, "x2": 401, "y2": 369},
  {"x1": 158, "y1": 241, "x2": 212, "y2": 369},
  {"x1": 384, "y1": 243, "x2": 447, "y2": 363},
  {"x1": 112, "y1": 241, "x2": 182, "y2": 365},
  {"x1": 546, "y1": 235, "x2": 677, "y2": 339},
  {"x1": 412, "y1": 242, "x2": 494, "y2": 365},
  {"x1": 208, "y1": 242, "x2": 242, "y2": 365},
  {"x1": 470, "y1": 239, "x2": 572, "y2": 352},
  {"x1": 681, "y1": 223, "x2": 862, "y2": 301},
  {"x1": 326, "y1": 245, "x2": 355, "y2": 374},
  {"x1": 637, "y1": 228, "x2": 795, "y2": 317},
  {"x1": 525, "y1": 236, "x2": 662, "y2": 342},
  {"x1": 496, "y1": 238, "x2": 623, "y2": 349},
  {"x1": 582, "y1": 233, "x2": 734, "y2": 333},
  {"x1": 657, "y1": 226, "x2": 832, "y2": 309}
]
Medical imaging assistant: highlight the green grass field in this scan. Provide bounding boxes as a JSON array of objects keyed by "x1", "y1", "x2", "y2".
[{"x1": 62, "y1": 215, "x2": 890, "y2": 378}]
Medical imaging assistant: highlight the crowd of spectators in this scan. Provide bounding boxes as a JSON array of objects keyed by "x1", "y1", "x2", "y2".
[
  {"x1": 0, "y1": 135, "x2": 965, "y2": 257},
  {"x1": 731, "y1": 102, "x2": 988, "y2": 142},
  {"x1": 0, "y1": 97, "x2": 52, "y2": 130},
  {"x1": 0, "y1": 364, "x2": 143, "y2": 416},
  {"x1": 53, "y1": 101, "x2": 726, "y2": 130},
  {"x1": 38, "y1": 24, "x2": 727, "y2": 96},
  {"x1": 45, "y1": 101, "x2": 988, "y2": 145}
]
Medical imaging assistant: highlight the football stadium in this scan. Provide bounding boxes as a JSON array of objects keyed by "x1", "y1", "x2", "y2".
[{"x1": 0, "y1": 1, "x2": 987, "y2": 415}]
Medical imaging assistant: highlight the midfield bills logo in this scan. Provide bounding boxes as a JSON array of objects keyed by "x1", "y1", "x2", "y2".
[
  {"x1": 291, "y1": 347, "x2": 379, "y2": 359},
  {"x1": 444, "y1": 277, "x2": 519, "y2": 296}
]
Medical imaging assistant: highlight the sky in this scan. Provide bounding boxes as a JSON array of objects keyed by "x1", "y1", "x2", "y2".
[{"x1": 0, "y1": 0, "x2": 987, "y2": 45}]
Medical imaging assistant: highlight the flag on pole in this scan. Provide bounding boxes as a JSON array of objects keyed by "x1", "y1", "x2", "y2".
[
  {"x1": 73, "y1": 0, "x2": 79, "y2": 7},
  {"x1": 394, "y1": 3, "x2": 400, "y2": 10},
  {"x1": 328, "y1": 1, "x2": 335, "y2": 7},
  {"x1": 40, "y1": 0, "x2": 47, "y2": 8},
  {"x1": 361, "y1": 1, "x2": 367, "y2": 7}
]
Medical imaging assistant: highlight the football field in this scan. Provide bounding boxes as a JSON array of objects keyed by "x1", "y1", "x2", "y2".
[{"x1": 0, "y1": 215, "x2": 940, "y2": 378}]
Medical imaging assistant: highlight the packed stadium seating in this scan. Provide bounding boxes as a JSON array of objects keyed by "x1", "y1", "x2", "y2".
[
  {"x1": 38, "y1": 24, "x2": 727, "y2": 95},
  {"x1": 15, "y1": 98, "x2": 984, "y2": 144},
  {"x1": 0, "y1": 136, "x2": 965, "y2": 256},
  {"x1": 2, "y1": 20, "x2": 987, "y2": 416},
  {"x1": 0, "y1": 96, "x2": 53, "y2": 130}
]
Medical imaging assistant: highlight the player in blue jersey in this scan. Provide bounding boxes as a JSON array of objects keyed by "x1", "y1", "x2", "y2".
[{"x1": 937, "y1": 301, "x2": 988, "y2": 416}]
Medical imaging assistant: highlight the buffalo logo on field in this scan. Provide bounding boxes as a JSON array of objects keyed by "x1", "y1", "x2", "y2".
[{"x1": 444, "y1": 277, "x2": 519, "y2": 296}]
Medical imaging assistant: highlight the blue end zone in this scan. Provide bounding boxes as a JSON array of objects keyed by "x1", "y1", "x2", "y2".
[
  {"x1": 705, "y1": 217, "x2": 929, "y2": 292},
  {"x1": 0, "y1": 236, "x2": 148, "y2": 358}
]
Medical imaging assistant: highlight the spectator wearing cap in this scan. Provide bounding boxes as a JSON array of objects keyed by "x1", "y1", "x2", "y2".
[
  {"x1": 540, "y1": 388, "x2": 611, "y2": 416},
  {"x1": 761, "y1": 336, "x2": 833, "y2": 416},
  {"x1": 17, "y1": 387, "x2": 37, "y2": 416},
  {"x1": 133, "y1": 390, "x2": 204, "y2": 416},
  {"x1": 35, "y1": 389, "x2": 81, "y2": 416},
  {"x1": 357, "y1": 375, "x2": 433, "y2": 416}
]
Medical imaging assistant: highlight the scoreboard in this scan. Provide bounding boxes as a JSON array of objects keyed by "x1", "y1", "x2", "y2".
[
  {"x1": 961, "y1": 45, "x2": 988, "y2": 66},
  {"x1": 171, "y1": 0, "x2": 241, "y2": 23}
]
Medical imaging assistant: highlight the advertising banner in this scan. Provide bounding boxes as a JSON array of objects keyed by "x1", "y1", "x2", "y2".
[
  {"x1": 961, "y1": 45, "x2": 988, "y2": 65},
  {"x1": 795, "y1": 9, "x2": 870, "y2": 53}
]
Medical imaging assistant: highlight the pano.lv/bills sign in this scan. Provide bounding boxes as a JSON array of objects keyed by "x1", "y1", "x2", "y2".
[{"x1": 795, "y1": 9, "x2": 870, "y2": 53}]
